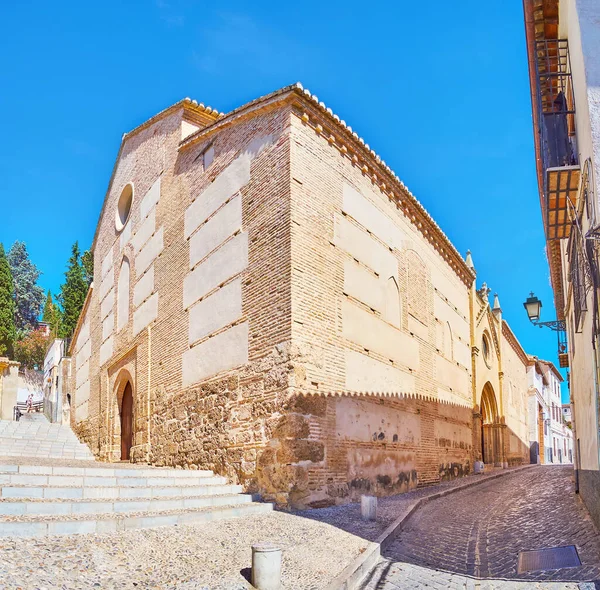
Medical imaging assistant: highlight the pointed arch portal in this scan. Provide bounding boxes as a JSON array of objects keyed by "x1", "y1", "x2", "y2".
[
  {"x1": 480, "y1": 382, "x2": 503, "y2": 466},
  {"x1": 120, "y1": 381, "x2": 134, "y2": 461}
]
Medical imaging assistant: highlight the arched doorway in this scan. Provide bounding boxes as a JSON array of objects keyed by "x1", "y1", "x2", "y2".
[
  {"x1": 120, "y1": 382, "x2": 133, "y2": 461},
  {"x1": 480, "y1": 382, "x2": 500, "y2": 465}
]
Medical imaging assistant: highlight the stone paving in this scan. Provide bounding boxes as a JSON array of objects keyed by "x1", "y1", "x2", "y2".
[
  {"x1": 297, "y1": 465, "x2": 531, "y2": 542},
  {"x1": 364, "y1": 466, "x2": 600, "y2": 589},
  {"x1": 0, "y1": 510, "x2": 367, "y2": 589}
]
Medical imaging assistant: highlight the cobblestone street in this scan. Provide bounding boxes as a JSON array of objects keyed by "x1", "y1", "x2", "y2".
[{"x1": 363, "y1": 466, "x2": 600, "y2": 589}]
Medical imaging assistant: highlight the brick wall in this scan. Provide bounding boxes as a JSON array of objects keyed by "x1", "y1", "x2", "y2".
[{"x1": 70, "y1": 89, "x2": 531, "y2": 508}]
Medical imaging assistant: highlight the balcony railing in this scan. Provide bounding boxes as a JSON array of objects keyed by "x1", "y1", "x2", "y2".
[{"x1": 534, "y1": 39, "x2": 581, "y2": 241}]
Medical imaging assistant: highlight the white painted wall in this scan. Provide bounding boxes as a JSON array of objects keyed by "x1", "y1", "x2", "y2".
[{"x1": 556, "y1": 0, "x2": 600, "y2": 471}]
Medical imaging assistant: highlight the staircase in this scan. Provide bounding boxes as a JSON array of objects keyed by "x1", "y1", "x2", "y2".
[
  {"x1": 0, "y1": 415, "x2": 271, "y2": 537},
  {"x1": 0, "y1": 414, "x2": 95, "y2": 461}
]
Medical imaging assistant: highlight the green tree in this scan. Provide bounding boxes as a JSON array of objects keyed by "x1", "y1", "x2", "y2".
[
  {"x1": 57, "y1": 242, "x2": 89, "y2": 339},
  {"x1": 14, "y1": 330, "x2": 48, "y2": 370},
  {"x1": 0, "y1": 243, "x2": 17, "y2": 357},
  {"x1": 7, "y1": 241, "x2": 44, "y2": 334},
  {"x1": 82, "y1": 249, "x2": 94, "y2": 287},
  {"x1": 42, "y1": 290, "x2": 61, "y2": 337},
  {"x1": 42, "y1": 290, "x2": 53, "y2": 323}
]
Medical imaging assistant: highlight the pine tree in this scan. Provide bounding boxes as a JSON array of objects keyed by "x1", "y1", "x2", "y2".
[
  {"x1": 42, "y1": 290, "x2": 61, "y2": 337},
  {"x1": 58, "y1": 242, "x2": 88, "y2": 339},
  {"x1": 7, "y1": 241, "x2": 44, "y2": 334},
  {"x1": 0, "y1": 243, "x2": 17, "y2": 357},
  {"x1": 82, "y1": 249, "x2": 94, "y2": 287},
  {"x1": 42, "y1": 290, "x2": 53, "y2": 323}
]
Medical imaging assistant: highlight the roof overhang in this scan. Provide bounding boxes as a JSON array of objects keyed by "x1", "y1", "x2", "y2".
[{"x1": 523, "y1": 0, "x2": 566, "y2": 321}]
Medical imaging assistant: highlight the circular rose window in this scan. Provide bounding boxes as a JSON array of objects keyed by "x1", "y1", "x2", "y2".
[
  {"x1": 482, "y1": 332, "x2": 492, "y2": 368},
  {"x1": 116, "y1": 183, "x2": 133, "y2": 231}
]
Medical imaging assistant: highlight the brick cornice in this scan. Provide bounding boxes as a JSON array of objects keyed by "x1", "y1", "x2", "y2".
[
  {"x1": 68, "y1": 284, "x2": 93, "y2": 356},
  {"x1": 180, "y1": 83, "x2": 475, "y2": 287},
  {"x1": 502, "y1": 320, "x2": 530, "y2": 366}
]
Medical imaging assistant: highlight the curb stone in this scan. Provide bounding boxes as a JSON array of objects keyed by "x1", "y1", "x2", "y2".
[{"x1": 327, "y1": 464, "x2": 537, "y2": 590}]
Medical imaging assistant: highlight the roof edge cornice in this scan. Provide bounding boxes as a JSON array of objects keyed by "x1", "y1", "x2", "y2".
[
  {"x1": 180, "y1": 83, "x2": 475, "y2": 286},
  {"x1": 68, "y1": 284, "x2": 94, "y2": 356},
  {"x1": 502, "y1": 320, "x2": 530, "y2": 366}
]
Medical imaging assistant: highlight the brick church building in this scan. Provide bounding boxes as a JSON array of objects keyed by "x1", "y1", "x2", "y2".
[{"x1": 68, "y1": 84, "x2": 532, "y2": 508}]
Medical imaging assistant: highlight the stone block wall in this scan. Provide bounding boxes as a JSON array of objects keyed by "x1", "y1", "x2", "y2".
[{"x1": 69, "y1": 88, "x2": 533, "y2": 508}]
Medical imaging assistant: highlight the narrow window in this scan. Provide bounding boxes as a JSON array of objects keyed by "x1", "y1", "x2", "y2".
[{"x1": 117, "y1": 257, "x2": 130, "y2": 331}]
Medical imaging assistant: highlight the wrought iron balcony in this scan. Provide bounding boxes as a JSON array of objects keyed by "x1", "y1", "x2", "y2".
[{"x1": 534, "y1": 39, "x2": 580, "y2": 241}]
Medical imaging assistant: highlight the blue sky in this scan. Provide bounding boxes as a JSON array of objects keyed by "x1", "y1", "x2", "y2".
[{"x1": 0, "y1": 1, "x2": 568, "y2": 401}]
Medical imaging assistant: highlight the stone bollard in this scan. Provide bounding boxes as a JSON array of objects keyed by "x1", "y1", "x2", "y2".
[
  {"x1": 252, "y1": 542, "x2": 282, "y2": 590},
  {"x1": 361, "y1": 495, "x2": 377, "y2": 521}
]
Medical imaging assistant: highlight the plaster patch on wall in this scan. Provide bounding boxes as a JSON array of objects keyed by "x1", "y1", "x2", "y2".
[
  {"x1": 184, "y1": 134, "x2": 273, "y2": 239},
  {"x1": 334, "y1": 214, "x2": 397, "y2": 279},
  {"x1": 99, "y1": 266, "x2": 114, "y2": 302},
  {"x1": 433, "y1": 292, "x2": 469, "y2": 343},
  {"x1": 342, "y1": 183, "x2": 404, "y2": 250},
  {"x1": 347, "y1": 447, "x2": 416, "y2": 486},
  {"x1": 185, "y1": 155, "x2": 250, "y2": 238},
  {"x1": 75, "y1": 319, "x2": 90, "y2": 352},
  {"x1": 76, "y1": 339, "x2": 91, "y2": 369},
  {"x1": 102, "y1": 312, "x2": 114, "y2": 342},
  {"x1": 131, "y1": 207, "x2": 156, "y2": 254},
  {"x1": 135, "y1": 227, "x2": 163, "y2": 276},
  {"x1": 342, "y1": 299, "x2": 419, "y2": 370},
  {"x1": 435, "y1": 356, "x2": 470, "y2": 398},
  {"x1": 437, "y1": 387, "x2": 471, "y2": 407},
  {"x1": 133, "y1": 292, "x2": 159, "y2": 336},
  {"x1": 434, "y1": 419, "x2": 471, "y2": 450},
  {"x1": 100, "y1": 289, "x2": 115, "y2": 320},
  {"x1": 75, "y1": 380, "x2": 90, "y2": 404},
  {"x1": 345, "y1": 350, "x2": 415, "y2": 395},
  {"x1": 182, "y1": 321, "x2": 249, "y2": 386},
  {"x1": 431, "y1": 266, "x2": 469, "y2": 320},
  {"x1": 183, "y1": 232, "x2": 248, "y2": 309},
  {"x1": 189, "y1": 196, "x2": 242, "y2": 269},
  {"x1": 140, "y1": 177, "x2": 161, "y2": 221},
  {"x1": 99, "y1": 336, "x2": 114, "y2": 367},
  {"x1": 101, "y1": 251, "x2": 113, "y2": 280},
  {"x1": 188, "y1": 278, "x2": 242, "y2": 345},
  {"x1": 117, "y1": 258, "x2": 131, "y2": 331},
  {"x1": 343, "y1": 260, "x2": 384, "y2": 312},
  {"x1": 75, "y1": 400, "x2": 89, "y2": 423},
  {"x1": 119, "y1": 220, "x2": 132, "y2": 250},
  {"x1": 76, "y1": 360, "x2": 89, "y2": 388},
  {"x1": 408, "y1": 314, "x2": 428, "y2": 342},
  {"x1": 133, "y1": 264, "x2": 155, "y2": 308},
  {"x1": 336, "y1": 397, "x2": 421, "y2": 444}
]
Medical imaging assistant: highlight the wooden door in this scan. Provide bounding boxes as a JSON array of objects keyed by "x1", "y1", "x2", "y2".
[{"x1": 120, "y1": 382, "x2": 133, "y2": 461}]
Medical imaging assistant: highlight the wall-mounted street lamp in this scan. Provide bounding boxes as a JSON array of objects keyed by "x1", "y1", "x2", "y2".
[
  {"x1": 523, "y1": 292, "x2": 566, "y2": 331},
  {"x1": 523, "y1": 292, "x2": 569, "y2": 368}
]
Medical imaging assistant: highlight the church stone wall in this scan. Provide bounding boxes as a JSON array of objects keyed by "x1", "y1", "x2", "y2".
[
  {"x1": 72, "y1": 102, "x2": 296, "y2": 485},
  {"x1": 278, "y1": 107, "x2": 475, "y2": 505},
  {"x1": 70, "y1": 90, "x2": 534, "y2": 508},
  {"x1": 501, "y1": 331, "x2": 530, "y2": 465}
]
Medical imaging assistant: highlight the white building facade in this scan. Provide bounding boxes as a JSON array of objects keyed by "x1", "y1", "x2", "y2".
[
  {"x1": 523, "y1": 0, "x2": 600, "y2": 526},
  {"x1": 527, "y1": 358, "x2": 574, "y2": 464},
  {"x1": 43, "y1": 339, "x2": 72, "y2": 424}
]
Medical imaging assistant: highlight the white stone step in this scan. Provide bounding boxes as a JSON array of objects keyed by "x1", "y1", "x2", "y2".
[
  {"x1": 0, "y1": 502, "x2": 273, "y2": 537},
  {"x1": 0, "y1": 417, "x2": 269, "y2": 537},
  {"x1": 0, "y1": 473, "x2": 228, "y2": 487},
  {"x1": 0, "y1": 464, "x2": 215, "y2": 478},
  {"x1": 0, "y1": 482, "x2": 243, "y2": 500},
  {"x1": 0, "y1": 492, "x2": 254, "y2": 516}
]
